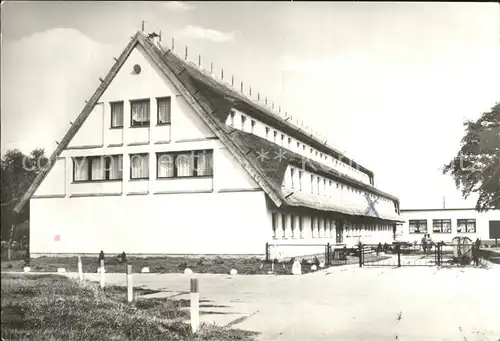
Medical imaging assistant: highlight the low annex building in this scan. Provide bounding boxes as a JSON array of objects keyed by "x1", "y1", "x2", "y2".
[
  {"x1": 15, "y1": 31, "x2": 403, "y2": 258},
  {"x1": 399, "y1": 208, "x2": 500, "y2": 244}
]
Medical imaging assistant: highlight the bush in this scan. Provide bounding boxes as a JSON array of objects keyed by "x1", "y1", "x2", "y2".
[
  {"x1": 177, "y1": 261, "x2": 187, "y2": 270},
  {"x1": 214, "y1": 256, "x2": 224, "y2": 265}
]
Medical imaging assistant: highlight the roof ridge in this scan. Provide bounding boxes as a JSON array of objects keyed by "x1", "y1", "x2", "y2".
[{"x1": 152, "y1": 36, "x2": 355, "y2": 160}]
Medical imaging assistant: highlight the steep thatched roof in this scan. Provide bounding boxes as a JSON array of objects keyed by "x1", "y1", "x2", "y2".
[{"x1": 14, "y1": 31, "x2": 401, "y2": 222}]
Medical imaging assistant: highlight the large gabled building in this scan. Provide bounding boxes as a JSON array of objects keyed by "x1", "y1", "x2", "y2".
[{"x1": 15, "y1": 31, "x2": 403, "y2": 258}]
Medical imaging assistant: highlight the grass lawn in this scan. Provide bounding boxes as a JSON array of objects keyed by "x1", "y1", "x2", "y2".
[
  {"x1": 1, "y1": 274, "x2": 258, "y2": 341},
  {"x1": 1, "y1": 254, "x2": 376, "y2": 275}
]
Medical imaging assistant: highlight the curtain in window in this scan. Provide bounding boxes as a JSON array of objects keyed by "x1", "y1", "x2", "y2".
[
  {"x1": 91, "y1": 157, "x2": 105, "y2": 180},
  {"x1": 176, "y1": 153, "x2": 192, "y2": 177},
  {"x1": 74, "y1": 158, "x2": 89, "y2": 181},
  {"x1": 130, "y1": 154, "x2": 149, "y2": 179},
  {"x1": 157, "y1": 154, "x2": 174, "y2": 177},
  {"x1": 111, "y1": 102, "x2": 123, "y2": 127},
  {"x1": 158, "y1": 98, "x2": 171, "y2": 124},
  {"x1": 131, "y1": 101, "x2": 150, "y2": 126},
  {"x1": 108, "y1": 155, "x2": 123, "y2": 180},
  {"x1": 196, "y1": 151, "x2": 213, "y2": 176}
]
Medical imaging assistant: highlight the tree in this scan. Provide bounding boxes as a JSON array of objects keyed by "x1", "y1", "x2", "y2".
[
  {"x1": 443, "y1": 102, "x2": 500, "y2": 212},
  {"x1": 0, "y1": 148, "x2": 48, "y2": 242}
]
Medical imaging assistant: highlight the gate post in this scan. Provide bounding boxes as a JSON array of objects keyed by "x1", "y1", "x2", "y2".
[
  {"x1": 358, "y1": 242, "x2": 363, "y2": 267},
  {"x1": 326, "y1": 243, "x2": 330, "y2": 266},
  {"x1": 397, "y1": 244, "x2": 401, "y2": 267},
  {"x1": 440, "y1": 241, "x2": 444, "y2": 266},
  {"x1": 265, "y1": 242, "x2": 269, "y2": 262},
  {"x1": 436, "y1": 243, "x2": 440, "y2": 266}
]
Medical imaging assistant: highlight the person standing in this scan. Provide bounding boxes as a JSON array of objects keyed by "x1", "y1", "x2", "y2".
[{"x1": 421, "y1": 235, "x2": 427, "y2": 255}]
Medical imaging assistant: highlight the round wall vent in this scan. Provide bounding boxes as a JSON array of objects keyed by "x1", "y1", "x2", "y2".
[{"x1": 133, "y1": 64, "x2": 142, "y2": 74}]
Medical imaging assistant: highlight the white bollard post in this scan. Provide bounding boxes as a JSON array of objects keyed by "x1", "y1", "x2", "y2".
[
  {"x1": 190, "y1": 278, "x2": 199, "y2": 333},
  {"x1": 100, "y1": 259, "x2": 105, "y2": 289},
  {"x1": 78, "y1": 256, "x2": 83, "y2": 283},
  {"x1": 126, "y1": 265, "x2": 133, "y2": 303}
]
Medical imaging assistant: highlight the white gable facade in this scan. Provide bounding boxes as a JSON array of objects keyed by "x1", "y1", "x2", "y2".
[
  {"x1": 27, "y1": 35, "x2": 402, "y2": 258},
  {"x1": 30, "y1": 44, "x2": 269, "y2": 256}
]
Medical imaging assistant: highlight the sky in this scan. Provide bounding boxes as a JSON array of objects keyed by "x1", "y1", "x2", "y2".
[{"x1": 1, "y1": 1, "x2": 499, "y2": 209}]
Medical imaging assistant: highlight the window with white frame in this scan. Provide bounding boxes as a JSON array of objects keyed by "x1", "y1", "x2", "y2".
[
  {"x1": 157, "y1": 150, "x2": 213, "y2": 178},
  {"x1": 457, "y1": 219, "x2": 476, "y2": 233},
  {"x1": 130, "y1": 99, "x2": 150, "y2": 127},
  {"x1": 73, "y1": 155, "x2": 123, "y2": 182},
  {"x1": 281, "y1": 134, "x2": 285, "y2": 146},
  {"x1": 433, "y1": 219, "x2": 451, "y2": 233},
  {"x1": 298, "y1": 170, "x2": 303, "y2": 190},
  {"x1": 250, "y1": 120, "x2": 256, "y2": 133},
  {"x1": 157, "y1": 97, "x2": 171, "y2": 125},
  {"x1": 291, "y1": 215, "x2": 296, "y2": 238},
  {"x1": 290, "y1": 168, "x2": 295, "y2": 189},
  {"x1": 130, "y1": 153, "x2": 149, "y2": 180},
  {"x1": 265, "y1": 127, "x2": 270, "y2": 139},
  {"x1": 310, "y1": 175, "x2": 315, "y2": 194},
  {"x1": 288, "y1": 137, "x2": 292, "y2": 149},
  {"x1": 110, "y1": 101, "x2": 124, "y2": 128},
  {"x1": 409, "y1": 220, "x2": 427, "y2": 234},
  {"x1": 299, "y1": 216, "x2": 304, "y2": 238},
  {"x1": 241, "y1": 115, "x2": 247, "y2": 130},
  {"x1": 273, "y1": 131, "x2": 278, "y2": 143}
]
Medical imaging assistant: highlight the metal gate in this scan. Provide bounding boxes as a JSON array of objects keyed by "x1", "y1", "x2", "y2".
[{"x1": 359, "y1": 242, "x2": 479, "y2": 267}]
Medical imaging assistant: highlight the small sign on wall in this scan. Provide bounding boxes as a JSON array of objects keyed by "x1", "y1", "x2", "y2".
[{"x1": 489, "y1": 221, "x2": 500, "y2": 239}]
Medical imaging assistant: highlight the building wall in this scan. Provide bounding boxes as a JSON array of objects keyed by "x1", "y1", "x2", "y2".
[
  {"x1": 30, "y1": 191, "x2": 269, "y2": 255},
  {"x1": 399, "y1": 209, "x2": 500, "y2": 243},
  {"x1": 30, "y1": 43, "x2": 264, "y2": 256},
  {"x1": 265, "y1": 207, "x2": 395, "y2": 259}
]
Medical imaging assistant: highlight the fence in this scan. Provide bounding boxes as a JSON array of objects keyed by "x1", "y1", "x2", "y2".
[
  {"x1": 265, "y1": 242, "x2": 348, "y2": 266},
  {"x1": 359, "y1": 242, "x2": 480, "y2": 267}
]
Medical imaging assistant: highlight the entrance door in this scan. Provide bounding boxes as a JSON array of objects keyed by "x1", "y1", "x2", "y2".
[{"x1": 336, "y1": 220, "x2": 343, "y2": 243}]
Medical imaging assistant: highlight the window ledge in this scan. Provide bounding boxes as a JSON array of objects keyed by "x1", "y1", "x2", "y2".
[
  {"x1": 129, "y1": 178, "x2": 149, "y2": 181},
  {"x1": 156, "y1": 175, "x2": 213, "y2": 180},
  {"x1": 72, "y1": 179, "x2": 122, "y2": 184},
  {"x1": 110, "y1": 126, "x2": 123, "y2": 130},
  {"x1": 129, "y1": 125, "x2": 150, "y2": 129},
  {"x1": 156, "y1": 123, "x2": 171, "y2": 127}
]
